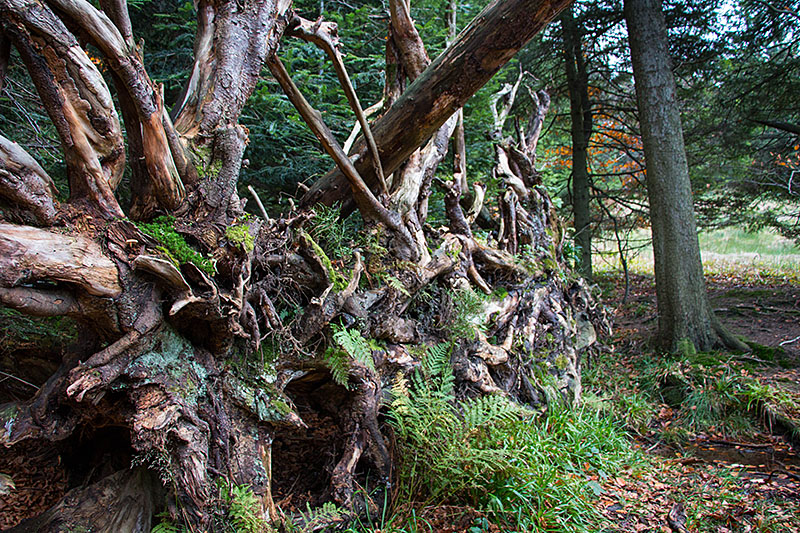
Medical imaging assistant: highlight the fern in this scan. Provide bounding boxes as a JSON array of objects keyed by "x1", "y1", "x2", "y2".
[
  {"x1": 384, "y1": 273, "x2": 410, "y2": 296},
  {"x1": 422, "y1": 342, "x2": 451, "y2": 378},
  {"x1": 388, "y1": 342, "x2": 518, "y2": 505},
  {"x1": 332, "y1": 325, "x2": 375, "y2": 371},
  {"x1": 228, "y1": 485, "x2": 268, "y2": 533},
  {"x1": 298, "y1": 501, "x2": 346, "y2": 531},
  {"x1": 324, "y1": 347, "x2": 351, "y2": 388},
  {"x1": 462, "y1": 394, "x2": 523, "y2": 430},
  {"x1": 323, "y1": 325, "x2": 376, "y2": 389},
  {"x1": 151, "y1": 513, "x2": 183, "y2": 533}
]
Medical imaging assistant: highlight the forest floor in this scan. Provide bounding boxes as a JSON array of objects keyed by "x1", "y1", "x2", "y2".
[{"x1": 589, "y1": 268, "x2": 800, "y2": 532}]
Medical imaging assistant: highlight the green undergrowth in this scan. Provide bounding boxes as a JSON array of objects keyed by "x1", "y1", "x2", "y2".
[
  {"x1": 0, "y1": 308, "x2": 78, "y2": 348},
  {"x1": 136, "y1": 215, "x2": 215, "y2": 275},
  {"x1": 348, "y1": 343, "x2": 642, "y2": 533},
  {"x1": 585, "y1": 347, "x2": 800, "y2": 442}
]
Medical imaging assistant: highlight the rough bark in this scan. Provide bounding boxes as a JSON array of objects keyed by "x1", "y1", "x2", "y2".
[
  {"x1": 624, "y1": 0, "x2": 748, "y2": 352},
  {"x1": 561, "y1": 6, "x2": 593, "y2": 281}
]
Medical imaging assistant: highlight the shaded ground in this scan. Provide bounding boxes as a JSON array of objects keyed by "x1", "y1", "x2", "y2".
[{"x1": 594, "y1": 271, "x2": 800, "y2": 532}]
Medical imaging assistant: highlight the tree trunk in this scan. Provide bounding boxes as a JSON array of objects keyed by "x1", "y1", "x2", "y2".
[
  {"x1": 561, "y1": 6, "x2": 593, "y2": 281},
  {"x1": 624, "y1": 0, "x2": 748, "y2": 352}
]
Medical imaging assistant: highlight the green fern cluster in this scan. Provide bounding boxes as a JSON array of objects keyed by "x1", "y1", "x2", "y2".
[
  {"x1": 136, "y1": 216, "x2": 215, "y2": 275},
  {"x1": 389, "y1": 342, "x2": 523, "y2": 505},
  {"x1": 151, "y1": 513, "x2": 183, "y2": 533},
  {"x1": 323, "y1": 325, "x2": 376, "y2": 388},
  {"x1": 292, "y1": 501, "x2": 347, "y2": 531},
  {"x1": 217, "y1": 483, "x2": 269, "y2": 533}
]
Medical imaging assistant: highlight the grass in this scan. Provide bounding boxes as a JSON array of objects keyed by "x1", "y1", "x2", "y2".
[{"x1": 593, "y1": 227, "x2": 800, "y2": 284}]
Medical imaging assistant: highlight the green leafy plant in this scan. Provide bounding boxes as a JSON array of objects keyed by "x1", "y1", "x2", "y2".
[
  {"x1": 151, "y1": 512, "x2": 184, "y2": 533},
  {"x1": 218, "y1": 483, "x2": 269, "y2": 533},
  {"x1": 386, "y1": 341, "x2": 639, "y2": 532},
  {"x1": 323, "y1": 325, "x2": 376, "y2": 388}
]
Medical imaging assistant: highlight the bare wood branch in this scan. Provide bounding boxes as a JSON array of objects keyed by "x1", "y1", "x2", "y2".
[
  {"x1": 525, "y1": 88, "x2": 551, "y2": 157},
  {"x1": 0, "y1": 223, "x2": 121, "y2": 297},
  {"x1": 0, "y1": 286, "x2": 78, "y2": 316},
  {"x1": 0, "y1": 134, "x2": 59, "y2": 224},
  {"x1": 173, "y1": 0, "x2": 292, "y2": 136},
  {"x1": 344, "y1": 99, "x2": 383, "y2": 154},
  {"x1": 1, "y1": 0, "x2": 126, "y2": 216},
  {"x1": 303, "y1": 0, "x2": 574, "y2": 209},
  {"x1": 98, "y1": 0, "x2": 134, "y2": 48},
  {"x1": 289, "y1": 16, "x2": 388, "y2": 197},
  {"x1": 267, "y1": 54, "x2": 416, "y2": 257},
  {"x1": 491, "y1": 67, "x2": 524, "y2": 138},
  {"x1": 389, "y1": 0, "x2": 430, "y2": 80},
  {"x1": 46, "y1": 0, "x2": 186, "y2": 210},
  {"x1": 247, "y1": 185, "x2": 270, "y2": 222}
]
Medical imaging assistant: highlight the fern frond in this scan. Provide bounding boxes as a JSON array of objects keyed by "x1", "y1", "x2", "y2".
[
  {"x1": 324, "y1": 348, "x2": 351, "y2": 388},
  {"x1": 462, "y1": 395, "x2": 521, "y2": 429},
  {"x1": 423, "y1": 342, "x2": 451, "y2": 378},
  {"x1": 332, "y1": 325, "x2": 375, "y2": 371},
  {"x1": 299, "y1": 501, "x2": 346, "y2": 531},
  {"x1": 385, "y1": 274, "x2": 411, "y2": 296}
]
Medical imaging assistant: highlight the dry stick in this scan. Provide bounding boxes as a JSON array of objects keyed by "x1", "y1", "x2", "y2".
[
  {"x1": 288, "y1": 18, "x2": 388, "y2": 197},
  {"x1": 265, "y1": 55, "x2": 402, "y2": 235},
  {"x1": 247, "y1": 185, "x2": 270, "y2": 222},
  {"x1": 344, "y1": 99, "x2": 384, "y2": 155}
]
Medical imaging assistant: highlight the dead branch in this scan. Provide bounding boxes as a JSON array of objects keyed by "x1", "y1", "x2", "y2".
[
  {"x1": 303, "y1": 0, "x2": 574, "y2": 209},
  {"x1": 0, "y1": 134, "x2": 59, "y2": 224},
  {"x1": 266, "y1": 55, "x2": 417, "y2": 259},
  {"x1": 344, "y1": 99, "x2": 383, "y2": 154},
  {"x1": 1, "y1": 0, "x2": 126, "y2": 216},
  {"x1": 46, "y1": 0, "x2": 186, "y2": 210},
  {"x1": 0, "y1": 223, "x2": 121, "y2": 297},
  {"x1": 288, "y1": 16, "x2": 388, "y2": 197},
  {"x1": 0, "y1": 286, "x2": 78, "y2": 316}
]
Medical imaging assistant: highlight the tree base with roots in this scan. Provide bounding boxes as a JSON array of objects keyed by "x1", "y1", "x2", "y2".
[{"x1": 0, "y1": 0, "x2": 606, "y2": 530}]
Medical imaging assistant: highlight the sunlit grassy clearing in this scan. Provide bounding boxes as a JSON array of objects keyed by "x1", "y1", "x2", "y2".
[{"x1": 593, "y1": 228, "x2": 800, "y2": 283}]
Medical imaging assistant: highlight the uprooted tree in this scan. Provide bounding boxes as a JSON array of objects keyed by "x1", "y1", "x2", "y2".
[{"x1": 0, "y1": 0, "x2": 608, "y2": 529}]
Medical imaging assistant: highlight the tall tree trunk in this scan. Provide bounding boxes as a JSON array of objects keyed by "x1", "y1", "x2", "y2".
[
  {"x1": 624, "y1": 0, "x2": 748, "y2": 352},
  {"x1": 561, "y1": 6, "x2": 593, "y2": 281}
]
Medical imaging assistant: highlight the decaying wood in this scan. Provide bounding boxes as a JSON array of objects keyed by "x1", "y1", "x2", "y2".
[
  {"x1": 0, "y1": 0, "x2": 600, "y2": 529},
  {"x1": 0, "y1": 223, "x2": 121, "y2": 297},
  {"x1": 302, "y1": 0, "x2": 575, "y2": 209},
  {"x1": 0, "y1": 135, "x2": 58, "y2": 224}
]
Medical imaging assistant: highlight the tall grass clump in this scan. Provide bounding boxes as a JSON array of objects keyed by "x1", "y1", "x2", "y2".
[{"x1": 387, "y1": 343, "x2": 640, "y2": 532}]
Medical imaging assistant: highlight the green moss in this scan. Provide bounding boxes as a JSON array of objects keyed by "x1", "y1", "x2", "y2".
[
  {"x1": 301, "y1": 231, "x2": 346, "y2": 291},
  {"x1": 222, "y1": 374, "x2": 298, "y2": 423},
  {"x1": 745, "y1": 341, "x2": 786, "y2": 362},
  {"x1": 225, "y1": 224, "x2": 255, "y2": 253},
  {"x1": 135, "y1": 216, "x2": 215, "y2": 275},
  {"x1": 554, "y1": 353, "x2": 569, "y2": 371}
]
